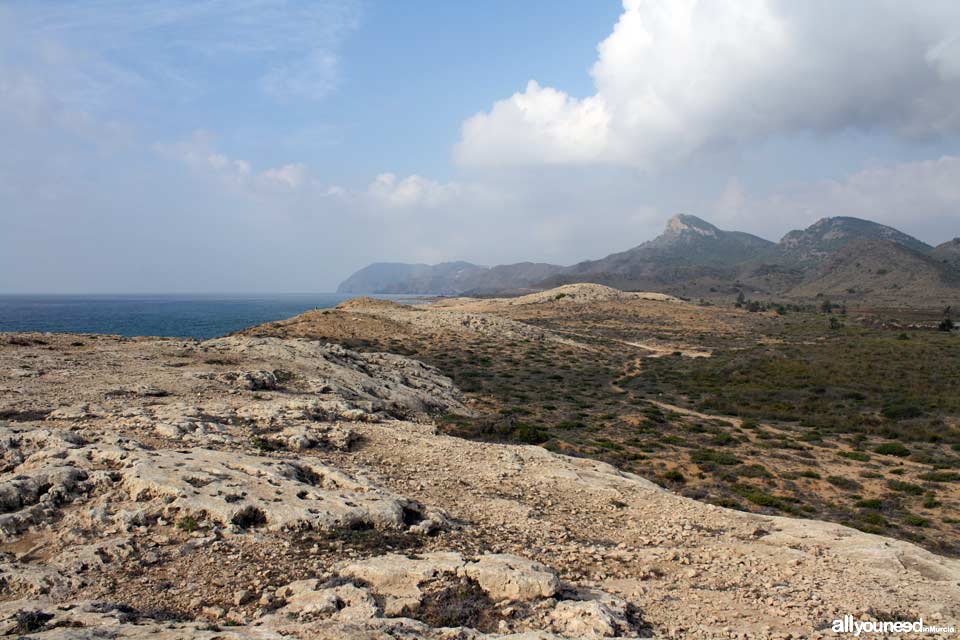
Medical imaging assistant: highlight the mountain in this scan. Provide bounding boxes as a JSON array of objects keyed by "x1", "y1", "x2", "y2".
[
  {"x1": 541, "y1": 215, "x2": 774, "y2": 294},
  {"x1": 337, "y1": 214, "x2": 960, "y2": 306},
  {"x1": 785, "y1": 238, "x2": 960, "y2": 305},
  {"x1": 457, "y1": 262, "x2": 566, "y2": 295},
  {"x1": 336, "y1": 261, "x2": 488, "y2": 295},
  {"x1": 735, "y1": 216, "x2": 939, "y2": 295},
  {"x1": 932, "y1": 238, "x2": 960, "y2": 270},
  {"x1": 777, "y1": 216, "x2": 932, "y2": 263},
  {"x1": 336, "y1": 260, "x2": 564, "y2": 295}
]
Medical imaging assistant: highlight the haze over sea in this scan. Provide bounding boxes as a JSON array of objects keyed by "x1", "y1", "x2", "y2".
[{"x1": 0, "y1": 294, "x2": 408, "y2": 340}]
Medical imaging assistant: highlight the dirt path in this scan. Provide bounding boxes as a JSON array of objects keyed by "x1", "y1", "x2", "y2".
[{"x1": 646, "y1": 399, "x2": 743, "y2": 427}]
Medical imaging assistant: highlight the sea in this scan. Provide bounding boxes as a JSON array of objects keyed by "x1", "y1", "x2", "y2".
[{"x1": 0, "y1": 293, "x2": 410, "y2": 340}]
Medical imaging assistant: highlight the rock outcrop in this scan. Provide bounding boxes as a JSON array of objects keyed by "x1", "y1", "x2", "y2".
[{"x1": 0, "y1": 332, "x2": 958, "y2": 639}]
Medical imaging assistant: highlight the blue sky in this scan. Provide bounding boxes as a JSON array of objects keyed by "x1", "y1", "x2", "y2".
[{"x1": 2, "y1": 1, "x2": 960, "y2": 292}]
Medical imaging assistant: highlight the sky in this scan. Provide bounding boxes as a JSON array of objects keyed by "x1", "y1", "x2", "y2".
[{"x1": 2, "y1": 0, "x2": 960, "y2": 293}]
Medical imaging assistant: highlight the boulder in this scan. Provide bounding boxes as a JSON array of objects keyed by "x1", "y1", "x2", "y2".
[
  {"x1": 462, "y1": 554, "x2": 560, "y2": 602},
  {"x1": 338, "y1": 552, "x2": 465, "y2": 615}
]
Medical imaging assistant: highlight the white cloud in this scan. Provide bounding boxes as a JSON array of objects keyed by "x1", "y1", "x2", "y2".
[
  {"x1": 3, "y1": 1, "x2": 360, "y2": 106},
  {"x1": 457, "y1": 0, "x2": 960, "y2": 168},
  {"x1": 711, "y1": 155, "x2": 960, "y2": 243},
  {"x1": 365, "y1": 173, "x2": 469, "y2": 208},
  {"x1": 156, "y1": 134, "x2": 490, "y2": 209},
  {"x1": 260, "y1": 52, "x2": 339, "y2": 102},
  {"x1": 154, "y1": 132, "x2": 252, "y2": 188},
  {"x1": 259, "y1": 163, "x2": 308, "y2": 189},
  {"x1": 457, "y1": 81, "x2": 610, "y2": 166}
]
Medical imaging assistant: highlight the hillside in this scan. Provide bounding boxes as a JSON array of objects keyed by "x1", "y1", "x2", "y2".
[
  {"x1": 337, "y1": 261, "x2": 564, "y2": 295},
  {"x1": 776, "y1": 216, "x2": 933, "y2": 263},
  {"x1": 246, "y1": 286, "x2": 960, "y2": 558},
  {"x1": 786, "y1": 238, "x2": 960, "y2": 305},
  {"x1": 539, "y1": 215, "x2": 773, "y2": 295},
  {"x1": 336, "y1": 261, "x2": 489, "y2": 294},
  {"x1": 933, "y1": 238, "x2": 960, "y2": 270},
  {"x1": 2, "y1": 312, "x2": 959, "y2": 638},
  {"x1": 338, "y1": 214, "x2": 960, "y2": 307}
]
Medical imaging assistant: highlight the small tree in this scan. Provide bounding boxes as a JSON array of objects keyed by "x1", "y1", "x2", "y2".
[
  {"x1": 820, "y1": 299, "x2": 833, "y2": 314},
  {"x1": 735, "y1": 290, "x2": 745, "y2": 308}
]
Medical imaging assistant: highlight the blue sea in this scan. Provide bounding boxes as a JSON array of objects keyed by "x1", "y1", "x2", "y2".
[{"x1": 0, "y1": 294, "x2": 406, "y2": 340}]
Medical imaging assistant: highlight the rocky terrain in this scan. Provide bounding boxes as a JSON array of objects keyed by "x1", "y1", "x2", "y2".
[
  {"x1": 244, "y1": 288, "x2": 960, "y2": 556},
  {"x1": 339, "y1": 214, "x2": 960, "y2": 307},
  {"x1": 2, "y1": 300, "x2": 958, "y2": 638}
]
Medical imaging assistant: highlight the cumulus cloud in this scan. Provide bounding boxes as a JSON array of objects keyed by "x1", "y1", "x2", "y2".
[
  {"x1": 156, "y1": 133, "x2": 490, "y2": 209},
  {"x1": 154, "y1": 132, "x2": 251, "y2": 187},
  {"x1": 259, "y1": 164, "x2": 308, "y2": 189},
  {"x1": 457, "y1": 0, "x2": 960, "y2": 168},
  {"x1": 365, "y1": 173, "x2": 481, "y2": 209}
]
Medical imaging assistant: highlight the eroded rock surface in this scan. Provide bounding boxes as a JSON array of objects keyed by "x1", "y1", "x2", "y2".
[{"x1": 0, "y1": 332, "x2": 957, "y2": 639}]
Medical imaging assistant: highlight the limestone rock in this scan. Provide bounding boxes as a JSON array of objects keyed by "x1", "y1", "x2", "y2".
[
  {"x1": 203, "y1": 336, "x2": 467, "y2": 417},
  {"x1": 274, "y1": 424, "x2": 360, "y2": 451},
  {"x1": 339, "y1": 552, "x2": 561, "y2": 614},
  {"x1": 119, "y1": 447, "x2": 444, "y2": 533},
  {"x1": 0, "y1": 425, "x2": 444, "y2": 537},
  {"x1": 277, "y1": 582, "x2": 379, "y2": 621},
  {"x1": 463, "y1": 554, "x2": 560, "y2": 602},
  {"x1": 338, "y1": 552, "x2": 465, "y2": 614},
  {"x1": 549, "y1": 598, "x2": 633, "y2": 638},
  {"x1": 46, "y1": 404, "x2": 99, "y2": 421}
]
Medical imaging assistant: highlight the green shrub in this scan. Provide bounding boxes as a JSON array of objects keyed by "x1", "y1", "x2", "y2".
[
  {"x1": 732, "y1": 485, "x2": 796, "y2": 512},
  {"x1": 827, "y1": 475, "x2": 862, "y2": 491},
  {"x1": 691, "y1": 449, "x2": 742, "y2": 466},
  {"x1": 839, "y1": 450, "x2": 871, "y2": 462},
  {"x1": 711, "y1": 433, "x2": 737, "y2": 446},
  {"x1": 739, "y1": 464, "x2": 773, "y2": 479},
  {"x1": 251, "y1": 436, "x2": 283, "y2": 452},
  {"x1": 881, "y1": 404, "x2": 923, "y2": 420},
  {"x1": 887, "y1": 479, "x2": 924, "y2": 495},
  {"x1": 514, "y1": 424, "x2": 550, "y2": 444},
  {"x1": 874, "y1": 442, "x2": 911, "y2": 457},
  {"x1": 903, "y1": 514, "x2": 930, "y2": 527},
  {"x1": 860, "y1": 512, "x2": 888, "y2": 526},
  {"x1": 177, "y1": 515, "x2": 199, "y2": 533},
  {"x1": 918, "y1": 471, "x2": 960, "y2": 482},
  {"x1": 662, "y1": 469, "x2": 686, "y2": 483}
]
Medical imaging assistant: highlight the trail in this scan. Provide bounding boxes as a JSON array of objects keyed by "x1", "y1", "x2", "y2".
[
  {"x1": 548, "y1": 327, "x2": 712, "y2": 358},
  {"x1": 645, "y1": 399, "x2": 743, "y2": 427}
]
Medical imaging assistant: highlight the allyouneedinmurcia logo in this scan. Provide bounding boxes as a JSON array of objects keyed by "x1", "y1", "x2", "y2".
[{"x1": 832, "y1": 616, "x2": 956, "y2": 636}]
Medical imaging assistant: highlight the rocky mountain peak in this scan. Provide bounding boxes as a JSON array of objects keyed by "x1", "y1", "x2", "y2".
[
  {"x1": 664, "y1": 214, "x2": 719, "y2": 238},
  {"x1": 779, "y1": 216, "x2": 932, "y2": 255}
]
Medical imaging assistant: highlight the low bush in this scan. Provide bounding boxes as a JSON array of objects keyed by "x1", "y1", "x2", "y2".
[
  {"x1": 827, "y1": 475, "x2": 862, "y2": 491},
  {"x1": 874, "y1": 442, "x2": 911, "y2": 457},
  {"x1": 887, "y1": 479, "x2": 924, "y2": 495}
]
